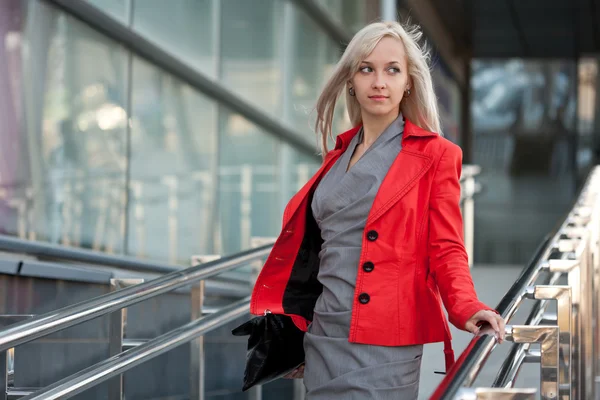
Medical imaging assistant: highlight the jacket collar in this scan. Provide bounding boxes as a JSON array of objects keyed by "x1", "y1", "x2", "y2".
[{"x1": 334, "y1": 117, "x2": 438, "y2": 152}]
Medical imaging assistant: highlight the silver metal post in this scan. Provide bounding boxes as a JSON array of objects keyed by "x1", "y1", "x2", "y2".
[
  {"x1": 578, "y1": 236, "x2": 595, "y2": 399},
  {"x1": 380, "y1": 0, "x2": 397, "y2": 20},
  {"x1": 190, "y1": 255, "x2": 220, "y2": 400},
  {"x1": 463, "y1": 174, "x2": 476, "y2": 268},
  {"x1": 591, "y1": 191, "x2": 600, "y2": 395},
  {"x1": 0, "y1": 244, "x2": 273, "y2": 353},
  {"x1": 527, "y1": 286, "x2": 572, "y2": 399},
  {"x1": 108, "y1": 279, "x2": 144, "y2": 400},
  {"x1": 504, "y1": 325, "x2": 560, "y2": 400},
  {"x1": 18, "y1": 299, "x2": 251, "y2": 400},
  {"x1": 0, "y1": 316, "x2": 34, "y2": 400}
]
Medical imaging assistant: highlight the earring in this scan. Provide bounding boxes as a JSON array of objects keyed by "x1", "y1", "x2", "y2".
[
  {"x1": 405, "y1": 88, "x2": 411, "y2": 96},
  {"x1": 349, "y1": 87, "x2": 355, "y2": 97}
]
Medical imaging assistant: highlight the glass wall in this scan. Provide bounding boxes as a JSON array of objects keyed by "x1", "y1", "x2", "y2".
[
  {"x1": 0, "y1": 0, "x2": 365, "y2": 263},
  {"x1": 316, "y1": 0, "x2": 370, "y2": 33},
  {"x1": 133, "y1": 0, "x2": 217, "y2": 77},
  {"x1": 220, "y1": 0, "x2": 285, "y2": 116},
  {"x1": 128, "y1": 56, "x2": 218, "y2": 262},
  {"x1": 471, "y1": 59, "x2": 579, "y2": 264},
  {"x1": 432, "y1": 60, "x2": 461, "y2": 144},
  {"x1": 0, "y1": 0, "x2": 129, "y2": 253}
]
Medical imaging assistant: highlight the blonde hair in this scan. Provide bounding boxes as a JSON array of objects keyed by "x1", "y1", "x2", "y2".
[{"x1": 315, "y1": 21, "x2": 442, "y2": 155}]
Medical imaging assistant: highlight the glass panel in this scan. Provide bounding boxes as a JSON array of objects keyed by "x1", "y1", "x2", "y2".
[
  {"x1": 85, "y1": 0, "x2": 129, "y2": 24},
  {"x1": 577, "y1": 58, "x2": 597, "y2": 175},
  {"x1": 432, "y1": 59, "x2": 461, "y2": 143},
  {"x1": 132, "y1": 0, "x2": 216, "y2": 77},
  {"x1": 220, "y1": 0, "x2": 284, "y2": 116},
  {"x1": 315, "y1": 0, "x2": 343, "y2": 25},
  {"x1": 289, "y1": 6, "x2": 341, "y2": 127},
  {"x1": 471, "y1": 59, "x2": 577, "y2": 264},
  {"x1": 218, "y1": 110, "x2": 281, "y2": 255},
  {"x1": 315, "y1": 0, "x2": 365, "y2": 33},
  {"x1": 281, "y1": 144, "x2": 320, "y2": 203},
  {"x1": 128, "y1": 56, "x2": 218, "y2": 263},
  {"x1": 0, "y1": 0, "x2": 128, "y2": 252}
]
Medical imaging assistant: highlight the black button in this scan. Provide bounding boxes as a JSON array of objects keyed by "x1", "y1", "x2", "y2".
[
  {"x1": 358, "y1": 293, "x2": 370, "y2": 304},
  {"x1": 366, "y1": 230, "x2": 378, "y2": 241},
  {"x1": 362, "y1": 261, "x2": 374, "y2": 272}
]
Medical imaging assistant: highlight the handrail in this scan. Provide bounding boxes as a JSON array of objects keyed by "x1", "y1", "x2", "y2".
[
  {"x1": 430, "y1": 233, "x2": 554, "y2": 398},
  {"x1": 0, "y1": 243, "x2": 272, "y2": 353},
  {"x1": 19, "y1": 298, "x2": 251, "y2": 400},
  {"x1": 431, "y1": 166, "x2": 599, "y2": 399}
]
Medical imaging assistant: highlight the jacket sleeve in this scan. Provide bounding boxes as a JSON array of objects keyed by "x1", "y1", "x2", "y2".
[{"x1": 428, "y1": 144, "x2": 492, "y2": 331}]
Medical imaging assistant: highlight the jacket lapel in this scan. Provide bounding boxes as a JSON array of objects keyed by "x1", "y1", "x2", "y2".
[
  {"x1": 366, "y1": 119, "x2": 438, "y2": 224},
  {"x1": 367, "y1": 148, "x2": 433, "y2": 224},
  {"x1": 283, "y1": 149, "x2": 341, "y2": 223},
  {"x1": 284, "y1": 119, "x2": 439, "y2": 226}
]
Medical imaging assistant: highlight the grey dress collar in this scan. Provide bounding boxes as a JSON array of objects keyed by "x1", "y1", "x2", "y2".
[{"x1": 355, "y1": 113, "x2": 405, "y2": 149}]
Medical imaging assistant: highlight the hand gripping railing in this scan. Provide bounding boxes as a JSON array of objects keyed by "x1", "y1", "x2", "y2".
[
  {"x1": 431, "y1": 166, "x2": 600, "y2": 399},
  {"x1": 0, "y1": 243, "x2": 274, "y2": 400}
]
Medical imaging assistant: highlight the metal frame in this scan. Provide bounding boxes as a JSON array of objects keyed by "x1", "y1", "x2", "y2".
[
  {"x1": 108, "y1": 278, "x2": 144, "y2": 400},
  {"x1": 42, "y1": 0, "x2": 319, "y2": 158},
  {"x1": 288, "y1": 0, "x2": 352, "y2": 45},
  {"x1": 189, "y1": 255, "x2": 220, "y2": 400},
  {"x1": 17, "y1": 298, "x2": 250, "y2": 400},
  {"x1": 504, "y1": 325, "x2": 559, "y2": 400},
  {"x1": 0, "y1": 243, "x2": 273, "y2": 354},
  {"x1": 430, "y1": 166, "x2": 600, "y2": 399},
  {"x1": 0, "y1": 316, "x2": 34, "y2": 400},
  {"x1": 460, "y1": 165, "x2": 481, "y2": 267},
  {"x1": 0, "y1": 243, "x2": 271, "y2": 399},
  {"x1": 524, "y1": 285, "x2": 572, "y2": 398},
  {"x1": 0, "y1": 234, "x2": 179, "y2": 274}
]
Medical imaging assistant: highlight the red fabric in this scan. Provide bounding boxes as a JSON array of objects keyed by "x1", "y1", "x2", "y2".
[{"x1": 250, "y1": 119, "x2": 492, "y2": 372}]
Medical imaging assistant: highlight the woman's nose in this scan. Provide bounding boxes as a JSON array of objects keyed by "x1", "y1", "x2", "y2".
[{"x1": 372, "y1": 74, "x2": 387, "y2": 89}]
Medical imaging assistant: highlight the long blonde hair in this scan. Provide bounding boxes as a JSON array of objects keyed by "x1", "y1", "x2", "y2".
[{"x1": 315, "y1": 21, "x2": 442, "y2": 155}]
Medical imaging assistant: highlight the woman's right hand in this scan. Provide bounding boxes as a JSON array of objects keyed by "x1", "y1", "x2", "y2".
[{"x1": 283, "y1": 363, "x2": 304, "y2": 379}]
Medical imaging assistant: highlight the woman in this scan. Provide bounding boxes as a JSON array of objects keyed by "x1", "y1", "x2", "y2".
[{"x1": 249, "y1": 21, "x2": 505, "y2": 399}]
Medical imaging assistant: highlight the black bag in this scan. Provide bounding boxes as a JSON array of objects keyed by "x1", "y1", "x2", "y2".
[{"x1": 232, "y1": 313, "x2": 305, "y2": 391}]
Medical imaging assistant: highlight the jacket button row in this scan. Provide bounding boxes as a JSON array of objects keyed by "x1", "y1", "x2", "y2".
[
  {"x1": 366, "y1": 230, "x2": 378, "y2": 241},
  {"x1": 362, "y1": 261, "x2": 374, "y2": 272},
  {"x1": 358, "y1": 293, "x2": 370, "y2": 304}
]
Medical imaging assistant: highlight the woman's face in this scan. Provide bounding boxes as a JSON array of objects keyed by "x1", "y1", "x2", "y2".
[{"x1": 350, "y1": 36, "x2": 410, "y2": 120}]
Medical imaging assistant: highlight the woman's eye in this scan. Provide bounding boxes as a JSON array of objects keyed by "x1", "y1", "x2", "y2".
[
  {"x1": 388, "y1": 67, "x2": 400, "y2": 74},
  {"x1": 359, "y1": 66, "x2": 372, "y2": 73}
]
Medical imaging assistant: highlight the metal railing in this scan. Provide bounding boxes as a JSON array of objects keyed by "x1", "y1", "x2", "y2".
[
  {"x1": 0, "y1": 165, "x2": 483, "y2": 400},
  {"x1": 431, "y1": 166, "x2": 600, "y2": 399},
  {"x1": 0, "y1": 243, "x2": 274, "y2": 400}
]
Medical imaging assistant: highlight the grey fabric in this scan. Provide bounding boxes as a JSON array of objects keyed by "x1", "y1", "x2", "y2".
[{"x1": 303, "y1": 114, "x2": 423, "y2": 400}]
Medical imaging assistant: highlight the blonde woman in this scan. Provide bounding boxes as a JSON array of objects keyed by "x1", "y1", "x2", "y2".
[{"x1": 250, "y1": 21, "x2": 505, "y2": 399}]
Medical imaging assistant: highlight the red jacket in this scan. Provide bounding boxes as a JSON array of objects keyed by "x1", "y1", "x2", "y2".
[{"x1": 250, "y1": 118, "x2": 492, "y2": 372}]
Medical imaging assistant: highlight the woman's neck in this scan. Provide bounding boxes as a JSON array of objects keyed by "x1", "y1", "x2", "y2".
[{"x1": 361, "y1": 111, "x2": 400, "y2": 148}]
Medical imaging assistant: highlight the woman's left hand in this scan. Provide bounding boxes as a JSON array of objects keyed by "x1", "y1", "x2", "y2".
[{"x1": 465, "y1": 310, "x2": 506, "y2": 343}]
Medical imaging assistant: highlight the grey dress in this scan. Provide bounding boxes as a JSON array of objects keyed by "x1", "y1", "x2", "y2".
[{"x1": 303, "y1": 115, "x2": 423, "y2": 400}]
